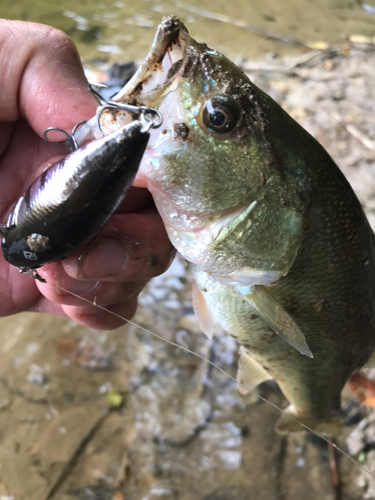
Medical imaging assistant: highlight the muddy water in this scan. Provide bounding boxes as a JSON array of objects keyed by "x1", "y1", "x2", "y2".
[
  {"x1": 1, "y1": 0, "x2": 375, "y2": 64},
  {"x1": 1, "y1": 2, "x2": 375, "y2": 499}
]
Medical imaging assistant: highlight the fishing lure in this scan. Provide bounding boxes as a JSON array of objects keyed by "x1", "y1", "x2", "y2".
[{"x1": 0, "y1": 106, "x2": 162, "y2": 281}]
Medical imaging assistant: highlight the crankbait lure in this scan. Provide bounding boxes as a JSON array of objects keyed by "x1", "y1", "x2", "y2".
[{"x1": 1, "y1": 106, "x2": 162, "y2": 281}]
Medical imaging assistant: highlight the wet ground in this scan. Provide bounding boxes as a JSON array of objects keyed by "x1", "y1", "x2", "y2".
[
  {"x1": 0, "y1": 255, "x2": 366, "y2": 500},
  {"x1": 0, "y1": 40, "x2": 375, "y2": 499},
  {"x1": 1, "y1": 3, "x2": 375, "y2": 499}
]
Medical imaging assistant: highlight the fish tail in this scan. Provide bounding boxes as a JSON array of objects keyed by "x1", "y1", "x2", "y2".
[{"x1": 275, "y1": 405, "x2": 343, "y2": 436}]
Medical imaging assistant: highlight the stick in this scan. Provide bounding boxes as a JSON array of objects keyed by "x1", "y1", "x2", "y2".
[{"x1": 328, "y1": 438, "x2": 342, "y2": 500}]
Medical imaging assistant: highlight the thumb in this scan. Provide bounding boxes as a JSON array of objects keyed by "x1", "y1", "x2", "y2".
[{"x1": 0, "y1": 19, "x2": 97, "y2": 136}]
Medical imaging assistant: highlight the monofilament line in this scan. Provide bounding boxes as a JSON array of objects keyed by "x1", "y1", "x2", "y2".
[{"x1": 56, "y1": 282, "x2": 375, "y2": 480}]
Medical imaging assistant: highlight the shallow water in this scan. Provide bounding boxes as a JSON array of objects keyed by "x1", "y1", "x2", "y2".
[{"x1": 2, "y1": 0, "x2": 375, "y2": 64}]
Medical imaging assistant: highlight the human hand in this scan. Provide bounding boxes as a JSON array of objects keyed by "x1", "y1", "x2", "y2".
[{"x1": 0, "y1": 20, "x2": 175, "y2": 329}]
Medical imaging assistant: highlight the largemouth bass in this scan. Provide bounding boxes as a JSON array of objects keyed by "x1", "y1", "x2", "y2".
[{"x1": 78, "y1": 16, "x2": 375, "y2": 434}]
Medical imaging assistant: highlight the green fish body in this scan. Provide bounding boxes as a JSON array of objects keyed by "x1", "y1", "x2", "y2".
[{"x1": 99, "y1": 17, "x2": 375, "y2": 434}]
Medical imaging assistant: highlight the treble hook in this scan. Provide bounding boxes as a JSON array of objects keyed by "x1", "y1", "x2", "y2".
[
  {"x1": 89, "y1": 83, "x2": 109, "y2": 104},
  {"x1": 88, "y1": 83, "x2": 163, "y2": 135},
  {"x1": 43, "y1": 127, "x2": 70, "y2": 145},
  {"x1": 43, "y1": 120, "x2": 87, "y2": 152}
]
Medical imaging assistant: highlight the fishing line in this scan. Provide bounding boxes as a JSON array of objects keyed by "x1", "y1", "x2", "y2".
[{"x1": 51, "y1": 281, "x2": 375, "y2": 480}]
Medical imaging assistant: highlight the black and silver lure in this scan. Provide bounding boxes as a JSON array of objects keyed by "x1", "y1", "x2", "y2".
[{"x1": 0, "y1": 112, "x2": 160, "y2": 281}]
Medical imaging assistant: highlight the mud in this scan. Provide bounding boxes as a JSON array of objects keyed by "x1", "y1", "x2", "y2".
[{"x1": 0, "y1": 42, "x2": 375, "y2": 499}]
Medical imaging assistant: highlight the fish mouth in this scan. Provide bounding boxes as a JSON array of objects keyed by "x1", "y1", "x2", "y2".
[{"x1": 99, "y1": 16, "x2": 190, "y2": 132}]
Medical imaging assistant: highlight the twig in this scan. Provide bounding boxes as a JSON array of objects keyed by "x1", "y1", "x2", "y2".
[
  {"x1": 274, "y1": 435, "x2": 287, "y2": 500},
  {"x1": 242, "y1": 49, "x2": 338, "y2": 74},
  {"x1": 290, "y1": 49, "x2": 338, "y2": 68},
  {"x1": 333, "y1": 113, "x2": 375, "y2": 151},
  {"x1": 345, "y1": 124, "x2": 375, "y2": 151},
  {"x1": 45, "y1": 409, "x2": 110, "y2": 500},
  {"x1": 328, "y1": 438, "x2": 342, "y2": 500}
]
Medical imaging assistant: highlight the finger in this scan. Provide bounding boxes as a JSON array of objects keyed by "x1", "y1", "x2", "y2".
[
  {"x1": 37, "y1": 263, "x2": 147, "y2": 307},
  {"x1": 0, "y1": 259, "x2": 40, "y2": 316},
  {"x1": 62, "y1": 210, "x2": 176, "y2": 282},
  {"x1": 61, "y1": 298, "x2": 139, "y2": 330},
  {"x1": 116, "y1": 186, "x2": 153, "y2": 214},
  {"x1": 30, "y1": 296, "x2": 68, "y2": 317},
  {"x1": 0, "y1": 120, "x2": 68, "y2": 215},
  {"x1": 133, "y1": 169, "x2": 149, "y2": 189},
  {"x1": 0, "y1": 20, "x2": 97, "y2": 134}
]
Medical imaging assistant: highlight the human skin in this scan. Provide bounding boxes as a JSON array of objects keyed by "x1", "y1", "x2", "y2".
[{"x1": 0, "y1": 19, "x2": 175, "y2": 329}]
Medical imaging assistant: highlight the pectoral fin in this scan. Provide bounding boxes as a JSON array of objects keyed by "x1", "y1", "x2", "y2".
[
  {"x1": 240, "y1": 285, "x2": 313, "y2": 358},
  {"x1": 237, "y1": 346, "x2": 272, "y2": 395},
  {"x1": 192, "y1": 281, "x2": 216, "y2": 339}
]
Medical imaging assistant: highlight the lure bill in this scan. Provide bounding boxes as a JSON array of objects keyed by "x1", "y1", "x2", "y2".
[{"x1": 1, "y1": 120, "x2": 151, "y2": 276}]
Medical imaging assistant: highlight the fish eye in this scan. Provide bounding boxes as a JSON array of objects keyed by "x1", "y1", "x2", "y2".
[{"x1": 202, "y1": 97, "x2": 239, "y2": 133}]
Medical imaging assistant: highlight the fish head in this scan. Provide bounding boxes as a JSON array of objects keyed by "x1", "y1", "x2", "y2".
[{"x1": 101, "y1": 16, "x2": 309, "y2": 287}]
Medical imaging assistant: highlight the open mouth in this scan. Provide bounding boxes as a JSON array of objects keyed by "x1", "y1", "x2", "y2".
[{"x1": 98, "y1": 16, "x2": 188, "y2": 134}]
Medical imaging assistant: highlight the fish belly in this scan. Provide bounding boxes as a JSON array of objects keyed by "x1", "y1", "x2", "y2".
[{"x1": 192, "y1": 265, "x2": 347, "y2": 434}]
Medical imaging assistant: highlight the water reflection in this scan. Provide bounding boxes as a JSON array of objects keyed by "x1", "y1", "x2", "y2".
[{"x1": 1, "y1": 0, "x2": 375, "y2": 64}]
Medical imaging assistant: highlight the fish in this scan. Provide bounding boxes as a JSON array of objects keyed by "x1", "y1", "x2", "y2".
[{"x1": 76, "y1": 16, "x2": 375, "y2": 435}]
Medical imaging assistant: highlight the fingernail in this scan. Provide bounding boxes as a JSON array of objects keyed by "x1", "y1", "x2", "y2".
[
  {"x1": 59, "y1": 273, "x2": 99, "y2": 296},
  {"x1": 79, "y1": 238, "x2": 129, "y2": 278},
  {"x1": 77, "y1": 306, "x2": 104, "y2": 316}
]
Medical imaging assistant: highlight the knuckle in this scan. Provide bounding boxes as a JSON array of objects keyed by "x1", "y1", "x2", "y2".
[
  {"x1": 39, "y1": 26, "x2": 77, "y2": 58},
  {"x1": 4, "y1": 21, "x2": 75, "y2": 55},
  {"x1": 16, "y1": 23, "x2": 79, "y2": 65}
]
